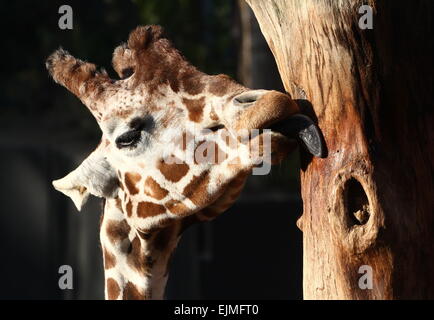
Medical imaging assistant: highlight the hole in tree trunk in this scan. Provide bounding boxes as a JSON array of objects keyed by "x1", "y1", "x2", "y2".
[{"x1": 344, "y1": 178, "x2": 370, "y2": 226}]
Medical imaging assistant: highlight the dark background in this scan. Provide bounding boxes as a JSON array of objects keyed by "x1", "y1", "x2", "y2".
[{"x1": 0, "y1": 0, "x2": 303, "y2": 299}]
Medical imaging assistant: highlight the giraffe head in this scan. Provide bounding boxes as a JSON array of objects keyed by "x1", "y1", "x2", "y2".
[{"x1": 47, "y1": 25, "x2": 322, "y2": 231}]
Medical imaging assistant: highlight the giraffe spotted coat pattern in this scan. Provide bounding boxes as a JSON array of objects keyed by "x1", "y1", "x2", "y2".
[{"x1": 47, "y1": 25, "x2": 302, "y2": 300}]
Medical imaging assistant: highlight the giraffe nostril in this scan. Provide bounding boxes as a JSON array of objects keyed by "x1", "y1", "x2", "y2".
[
  {"x1": 233, "y1": 90, "x2": 267, "y2": 107},
  {"x1": 235, "y1": 96, "x2": 256, "y2": 104}
]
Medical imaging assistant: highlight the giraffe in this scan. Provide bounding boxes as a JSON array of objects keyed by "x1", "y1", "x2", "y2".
[{"x1": 46, "y1": 25, "x2": 323, "y2": 300}]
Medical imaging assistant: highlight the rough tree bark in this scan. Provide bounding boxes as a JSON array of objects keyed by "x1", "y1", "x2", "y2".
[{"x1": 245, "y1": 0, "x2": 433, "y2": 299}]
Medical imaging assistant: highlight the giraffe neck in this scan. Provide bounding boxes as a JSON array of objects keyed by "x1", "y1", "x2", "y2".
[{"x1": 100, "y1": 198, "x2": 181, "y2": 300}]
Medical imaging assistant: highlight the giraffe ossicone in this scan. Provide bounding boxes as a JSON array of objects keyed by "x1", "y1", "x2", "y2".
[{"x1": 47, "y1": 25, "x2": 322, "y2": 300}]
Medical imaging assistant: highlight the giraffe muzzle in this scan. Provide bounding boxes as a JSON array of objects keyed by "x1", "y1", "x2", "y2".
[{"x1": 234, "y1": 90, "x2": 326, "y2": 158}]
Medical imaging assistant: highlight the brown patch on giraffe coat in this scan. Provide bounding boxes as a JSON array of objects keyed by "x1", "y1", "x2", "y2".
[
  {"x1": 157, "y1": 157, "x2": 189, "y2": 182},
  {"x1": 182, "y1": 97, "x2": 204, "y2": 123},
  {"x1": 137, "y1": 201, "x2": 166, "y2": 218},
  {"x1": 180, "y1": 69, "x2": 205, "y2": 95},
  {"x1": 103, "y1": 247, "x2": 117, "y2": 269},
  {"x1": 182, "y1": 171, "x2": 211, "y2": 206},
  {"x1": 127, "y1": 236, "x2": 147, "y2": 274},
  {"x1": 126, "y1": 199, "x2": 133, "y2": 217},
  {"x1": 115, "y1": 197, "x2": 122, "y2": 210},
  {"x1": 144, "y1": 177, "x2": 169, "y2": 200},
  {"x1": 153, "y1": 224, "x2": 176, "y2": 251},
  {"x1": 123, "y1": 281, "x2": 145, "y2": 300},
  {"x1": 181, "y1": 132, "x2": 188, "y2": 150},
  {"x1": 124, "y1": 172, "x2": 142, "y2": 195},
  {"x1": 165, "y1": 199, "x2": 189, "y2": 215},
  {"x1": 194, "y1": 140, "x2": 228, "y2": 164},
  {"x1": 207, "y1": 74, "x2": 230, "y2": 96},
  {"x1": 166, "y1": 67, "x2": 181, "y2": 93},
  {"x1": 207, "y1": 74, "x2": 242, "y2": 97},
  {"x1": 106, "y1": 219, "x2": 131, "y2": 244},
  {"x1": 106, "y1": 278, "x2": 121, "y2": 300}
]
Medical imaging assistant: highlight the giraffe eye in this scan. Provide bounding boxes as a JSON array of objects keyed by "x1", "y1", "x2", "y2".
[
  {"x1": 115, "y1": 130, "x2": 141, "y2": 148},
  {"x1": 115, "y1": 116, "x2": 155, "y2": 149}
]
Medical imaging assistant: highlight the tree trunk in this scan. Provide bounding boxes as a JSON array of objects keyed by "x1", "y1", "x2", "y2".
[{"x1": 245, "y1": 0, "x2": 434, "y2": 299}]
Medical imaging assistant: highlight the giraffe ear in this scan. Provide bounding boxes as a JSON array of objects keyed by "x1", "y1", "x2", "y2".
[
  {"x1": 52, "y1": 175, "x2": 90, "y2": 211},
  {"x1": 52, "y1": 151, "x2": 119, "y2": 211}
]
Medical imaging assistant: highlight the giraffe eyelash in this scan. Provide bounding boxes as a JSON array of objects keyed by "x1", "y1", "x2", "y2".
[
  {"x1": 115, "y1": 116, "x2": 155, "y2": 149},
  {"x1": 115, "y1": 130, "x2": 142, "y2": 148}
]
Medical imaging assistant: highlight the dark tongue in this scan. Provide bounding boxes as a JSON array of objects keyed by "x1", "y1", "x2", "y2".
[{"x1": 271, "y1": 114, "x2": 326, "y2": 158}]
